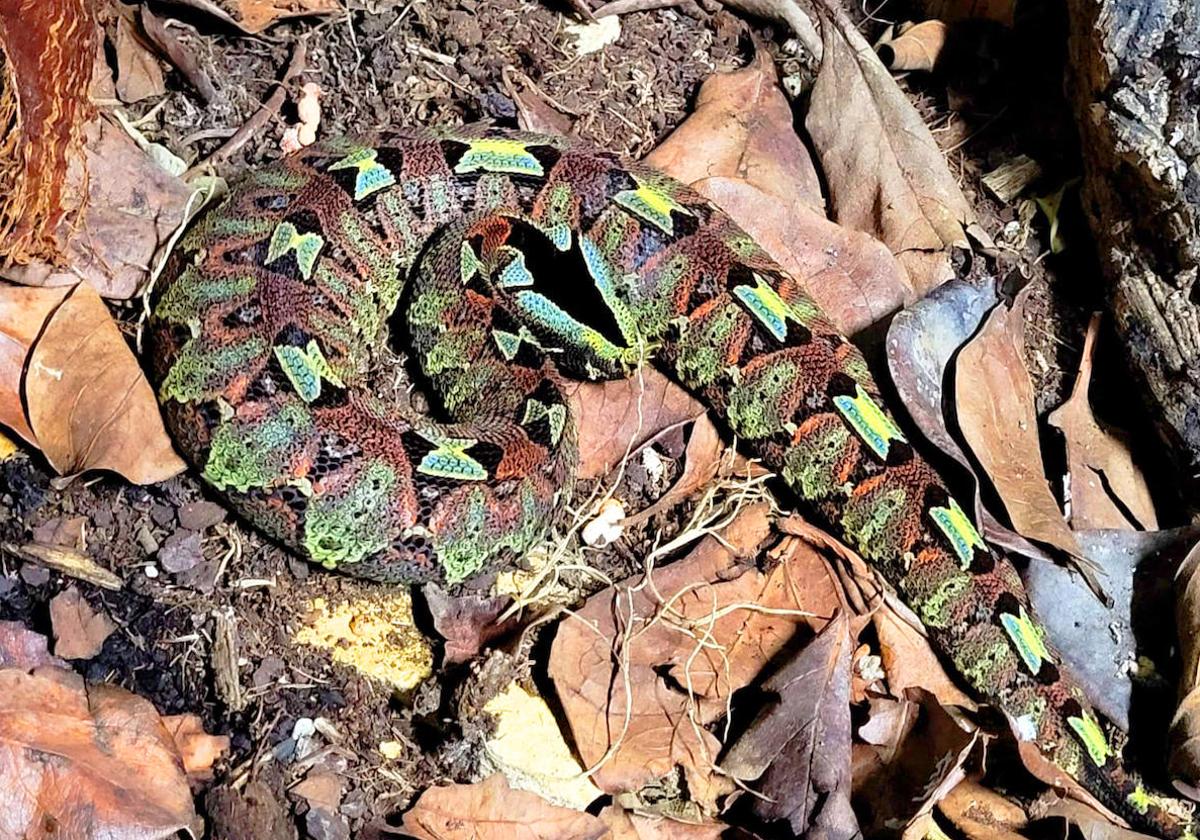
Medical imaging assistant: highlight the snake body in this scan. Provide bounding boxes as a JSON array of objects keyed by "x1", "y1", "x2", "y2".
[{"x1": 148, "y1": 126, "x2": 1196, "y2": 837}]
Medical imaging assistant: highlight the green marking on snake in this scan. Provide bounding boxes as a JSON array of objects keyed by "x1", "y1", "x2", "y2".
[
  {"x1": 833, "y1": 385, "x2": 906, "y2": 459},
  {"x1": 930, "y1": 496, "x2": 985, "y2": 569},
  {"x1": 266, "y1": 221, "x2": 324, "y2": 280},
  {"x1": 328, "y1": 148, "x2": 396, "y2": 199},
  {"x1": 147, "y1": 127, "x2": 1200, "y2": 838}
]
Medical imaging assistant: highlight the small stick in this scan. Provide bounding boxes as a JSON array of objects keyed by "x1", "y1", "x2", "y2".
[
  {"x1": 594, "y1": 0, "x2": 683, "y2": 15},
  {"x1": 189, "y1": 39, "x2": 307, "y2": 174}
]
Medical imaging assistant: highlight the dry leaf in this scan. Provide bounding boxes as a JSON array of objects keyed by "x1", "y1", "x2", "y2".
[
  {"x1": 400, "y1": 774, "x2": 607, "y2": 840},
  {"x1": 721, "y1": 614, "x2": 859, "y2": 838},
  {"x1": 548, "y1": 504, "x2": 815, "y2": 809},
  {"x1": 599, "y1": 805, "x2": 727, "y2": 839},
  {"x1": 936, "y1": 779, "x2": 1028, "y2": 840},
  {"x1": 504, "y1": 67, "x2": 575, "y2": 135},
  {"x1": 806, "y1": 0, "x2": 979, "y2": 296},
  {"x1": 140, "y1": 7, "x2": 218, "y2": 103},
  {"x1": 2, "y1": 117, "x2": 193, "y2": 299},
  {"x1": 1170, "y1": 539, "x2": 1200, "y2": 798},
  {"x1": 873, "y1": 597, "x2": 975, "y2": 710},
  {"x1": 623, "y1": 418, "x2": 725, "y2": 529},
  {"x1": 1048, "y1": 314, "x2": 1157, "y2": 531},
  {"x1": 49, "y1": 587, "x2": 116, "y2": 660},
  {"x1": 648, "y1": 48, "x2": 910, "y2": 334},
  {"x1": 1030, "y1": 792, "x2": 1153, "y2": 840},
  {"x1": 18, "y1": 283, "x2": 185, "y2": 483},
  {"x1": 114, "y1": 9, "x2": 166, "y2": 103},
  {"x1": 0, "y1": 662, "x2": 199, "y2": 839},
  {"x1": 162, "y1": 713, "x2": 230, "y2": 780},
  {"x1": 0, "y1": 620, "x2": 66, "y2": 669},
  {"x1": 714, "y1": 1, "x2": 821, "y2": 59},
  {"x1": 955, "y1": 286, "x2": 1084, "y2": 561},
  {"x1": 424, "y1": 585, "x2": 517, "y2": 665},
  {"x1": 569, "y1": 367, "x2": 704, "y2": 480},
  {"x1": 878, "y1": 21, "x2": 949, "y2": 71},
  {"x1": 0, "y1": 285, "x2": 70, "y2": 444},
  {"x1": 160, "y1": 0, "x2": 338, "y2": 34}
]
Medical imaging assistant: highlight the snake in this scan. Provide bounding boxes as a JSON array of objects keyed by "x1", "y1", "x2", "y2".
[{"x1": 147, "y1": 125, "x2": 1198, "y2": 837}]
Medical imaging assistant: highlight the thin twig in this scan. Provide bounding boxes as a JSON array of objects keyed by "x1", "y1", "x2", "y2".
[{"x1": 594, "y1": 0, "x2": 683, "y2": 17}]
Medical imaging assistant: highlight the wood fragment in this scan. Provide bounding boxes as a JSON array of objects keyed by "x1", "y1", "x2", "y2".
[
  {"x1": 212, "y1": 608, "x2": 246, "y2": 712},
  {"x1": 981, "y1": 155, "x2": 1042, "y2": 203},
  {"x1": 3, "y1": 541, "x2": 123, "y2": 590}
]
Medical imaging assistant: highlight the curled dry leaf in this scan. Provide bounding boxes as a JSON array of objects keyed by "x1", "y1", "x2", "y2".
[
  {"x1": 3, "y1": 117, "x2": 194, "y2": 299},
  {"x1": 549, "y1": 504, "x2": 833, "y2": 810},
  {"x1": 140, "y1": 7, "x2": 218, "y2": 103},
  {"x1": 878, "y1": 20, "x2": 949, "y2": 72},
  {"x1": 647, "y1": 47, "x2": 910, "y2": 334},
  {"x1": 400, "y1": 774, "x2": 607, "y2": 840},
  {"x1": 49, "y1": 586, "x2": 116, "y2": 660},
  {"x1": 0, "y1": 654, "x2": 202, "y2": 838},
  {"x1": 1048, "y1": 314, "x2": 1157, "y2": 531},
  {"x1": 806, "y1": 0, "x2": 980, "y2": 296},
  {"x1": 1170, "y1": 539, "x2": 1200, "y2": 798},
  {"x1": 721, "y1": 614, "x2": 859, "y2": 839},
  {"x1": 114, "y1": 8, "x2": 166, "y2": 103},
  {"x1": 873, "y1": 595, "x2": 975, "y2": 710},
  {"x1": 5, "y1": 282, "x2": 185, "y2": 483},
  {"x1": 955, "y1": 286, "x2": 1085, "y2": 562}
]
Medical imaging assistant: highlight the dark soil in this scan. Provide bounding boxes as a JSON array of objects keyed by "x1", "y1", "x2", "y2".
[{"x1": 0, "y1": 0, "x2": 1171, "y2": 837}]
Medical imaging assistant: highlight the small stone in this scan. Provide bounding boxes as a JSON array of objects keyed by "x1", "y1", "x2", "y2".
[
  {"x1": 20, "y1": 563, "x2": 51, "y2": 586},
  {"x1": 150, "y1": 503, "x2": 176, "y2": 528},
  {"x1": 274, "y1": 737, "x2": 297, "y2": 762},
  {"x1": 178, "y1": 500, "x2": 226, "y2": 532},
  {"x1": 144, "y1": 565, "x2": 160, "y2": 579},
  {"x1": 292, "y1": 717, "x2": 318, "y2": 760},
  {"x1": 158, "y1": 530, "x2": 203, "y2": 573},
  {"x1": 304, "y1": 807, "x2": 350, "y2": 840},
  {"x1": 338, "y1": 790, "x2": 368, "y2": 820},
  {"x1": 136, "y1": 525, "x2": 160, "y2": 555}
]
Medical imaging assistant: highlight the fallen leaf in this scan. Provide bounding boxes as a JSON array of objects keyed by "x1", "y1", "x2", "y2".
[
  {"x1": 114, "y1": 9, "x2": 166, "y2": 103},
  {"x1": 0, "y1": 285, "x2": 70, "y2": 444},
  {"x1": 15, "y1": 282, "x2": 185, "y2": 483},
  {"x1": 482, "y1": 681, "x2": 602, "y2": 810},
  {"x1": 1169, "y1": 539, "x2": 1200, "y2": 797},
  {"x1": 623, "y1": 418, "x2": 725, "y2": 529},
  {"x1": 806, "y1": 0, "x2": 979, "y2": 296},
  {"x1": 293, "y1": 594, "x2": 432, "y2": 692},
  {"x1": 599, "y1": 805, "x2": 727, "y2": 839},
  {"x1": 878, "y1": 21, "x2": 949, "y2": 71},
  {"x1": 0, "y1": 661, "x2": 199, "y2": 838},
  {"x1": 1031, "y1": 792, "x2": 1155, "y2": 840},
  {"x1": 569, "y1": 367, "x2": 704, "y2": 480},
  {"x1": 936, "y1": 779, "x2": 1028, "y2": 840},
  {"x1": 504, "y1": 67, "x2": 575, "y2": 135},
  {"x1": 2, "y1": 117, "x2": 194, "y2": 299},
  {"x1": 49, "y1": 587, "x2": 116, "y2": 660},
  {"x1": 425, "y1": 584, "x2": 517, "y2": 665},
  {"x1": 549, "y1": 504, "x2": 813, "y2": 810},
  {"x1": 162, "y1": 713, "x2": 230, "y2": 780},
  {"x1": 1024, "y1": 527, "x2": 1197, "y2": 731},
  {"x1": 721, "y1": 614, "x2": 859, "y2": 838},
  {"x1": 400, "y1": 774, "x2": 607, "y2": 840},
  {"x1": 715, "y1": 1, "x2": 821, "y2": 59},
  {"x1": 1048, "y1": 314, "x2": 1157, "y2": 531},
  {"x1": 955, "y1": 286, "x2": 1085, "y2": 561},
  {"x1": 647, "y1": 48, "x2": 910, "y2": 334},
  {"x1": 290, "y1": 770, "x2": 343, "y2": 811},
  {"x1": 140, "y1": 7, "x2": 218, "y2": 103},
  {"x1": 857, "y1": 695, "x2": 919, "y2": 760},
  {"x1": 0, "y1": 620, "x2": 66, "y2": 669},
  {"x1": 873, "y1": 596, "x2": 975, "y2": 710},
  {"x1": 161, "y1": 0, "x2": 338, "y2": 34}
]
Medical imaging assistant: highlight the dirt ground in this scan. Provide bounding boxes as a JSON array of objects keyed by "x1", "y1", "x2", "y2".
[{"x1": 0, "y1": 0, "x2": 1175, "y2": 837}]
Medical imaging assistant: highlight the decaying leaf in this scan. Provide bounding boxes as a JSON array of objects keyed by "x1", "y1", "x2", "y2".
[
  {"x1": 1025, "y1": 527, "x2": 1196, "y2": 731},
  {"x1": 935, "y1": 780, "x2": 1028, "y2": 840},
  {"x1": 878, "y1": 21, "x2": 949, "y2": 72},
  {"x1": 0, "y1": 0, "x2": 97, "y2": 265},
  {"x1": 873, "y1": 597, "x2": 975, "y2": 710},
  {"x1": 806, "y1": 0, "x2": 980, "y2": 295},
  {"x1": 3, "y1": 117, "x2": 194, "y2": 299},
  {"x1": 160, "y1": 0, "x2": 339, "y2": 34},
  {"x1": 721, "y1": 614, "x2": 859, "y2": 838},
  {"x1": 0, "y1": 654, "x2": 201, "y2": 838},
  {"x1": 162, "y1": 713, "x2": 231, "y2": 780},
  {"x1": 400, "y1": 774, "x2": 607, "y2": 840},
  {"x1": 648, "y1": 48, "x2": 910, "y2": 334},
  {"x1": 49, "y1": 586, "x2": 116, "y2": 660},
  {"x1": 1170, "y1": 539, "x2": 1200, "y2": 797},
  {"x1": 1048, "y1": 314, "x2": 1157, "y2": 531},
  {"x1": 599, "y1": 804, "x2": 728, "y2": 839},
  {"x1": 548, "y1": 505, "x2": 820, "y2": 810},
  {"x1": 955, "y1": 286, "x2": 1085, "y2": 561},
  {"x1": 114, "y1": 8, "x2": 166, "y2": 103},
  {"x1": 425, "y1": 584, "x2": 517, "y2": 665},
  {"x1": 0, "y1": 285, "x2": 69, "y2": 444},
  {"x1": 9, "y1": 282, "x2": 185, "y2": 483}
]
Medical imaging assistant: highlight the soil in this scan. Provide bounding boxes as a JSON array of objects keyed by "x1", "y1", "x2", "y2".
[{"x1": 0, "y1": 0, "x2": 1178, "y2": 837}]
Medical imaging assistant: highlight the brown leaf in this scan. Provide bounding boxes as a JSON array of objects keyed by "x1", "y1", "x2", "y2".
[
  {"x1": 290, "y1": 770, "x2": 343, "y2": 811},
  {"x1": 0, "y1": 664, "x2": 199, "y2": 838},
  {"x1": 647, "y1": 48, "x2": 910, "y2": 334},
  {"x1": 49, "y1": 587, "x2": 116, "y2": 660},
  {"x1": 549, "y1": 504, "x2": 812, "y2": 810},
  {"x1": 424, "y1": 584, "x2": 518, "y2": 665},
  {"x1": 140, "y1": 7, "x2": 218, "y2": 103},
  {"x1": 1170, "y1": 539, "x2": 1200, "y2": 797},
  {"x1": 878, "y1": 21, "x2": 949, "y2": 72},
  {"x1": 955, "y1": 286, "x2": 1084, "y2": 560},
  {"x1": 936, "y1": 780, "x2": 1028, "y2": 840},
  {"x1": 569, "y1": 367, "x2": 704, "y2": 480},
  {"x1": 722, "y1": 615, "x2": 859, "y2": 838},
  {"x1": 160, "y1": 0, "x2": 338, "y2": 34},
  {"x1": 0, "y1": 620, "x2": 66, "y2": 669},
  {"x1": 0, "y1": 0, "x2": 97, "y2": 265},
  {"x1": 1048, "y1": 314, "x2": 1157, "y2": 531},
  {"x1": 19, "y1": 283, "x2": 184, "y2": 483},
  {"x1": 114, "y1": 10, "x2": 166, "y2": 103},
  {"x1": 162, "y1": 713, "x2": 230, "y2": 780},
  {"x1": 806, "y1": 0, "x2": 979, "y2": 296},
  {"x1": 503, "y1": 67, "x2": 575, "y2": 135},
  {"x1": 1030, "y1": 792, "x2": 1151, "y2": 840},
  {"x1": 599, "y1": 805, "x2": 727, "y2": 839},
  {"x1": 3, "y1": 117, "x2": 193, "y2": 299},
  {"x1": 0, "y1": 285, "x2": 70, "y2": 444},
  {"x1": 400, "y1": 774, "x2": 607, "y2": 840},
  {"x1": 873, "y1": 597, "x2": 975, "y2": 710},
  {"x1": 623, "y1": 417, "x2": 725, "y2": 529}
]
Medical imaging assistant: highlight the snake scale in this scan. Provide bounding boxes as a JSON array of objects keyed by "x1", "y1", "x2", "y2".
[{"x1": 147, "y1": 126, "x2": 1196, "y2": 837}]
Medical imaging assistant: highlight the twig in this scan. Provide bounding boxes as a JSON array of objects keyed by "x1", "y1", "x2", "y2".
[
  {"x1": 594, "y1": 0, "x2": 682, "y2": 16},
  {"x1": 188, "y1": 39, "x2": 307, "y2": 174}
]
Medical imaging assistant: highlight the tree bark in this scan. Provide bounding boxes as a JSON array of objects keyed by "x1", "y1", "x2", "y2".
[{"x1": 1066, "y1": 0, "x2": 1200, "y2": 494}]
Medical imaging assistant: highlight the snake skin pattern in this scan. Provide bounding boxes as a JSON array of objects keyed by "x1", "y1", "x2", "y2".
[{"x1": 148, "y1": 126, "x2": 1195, "y2": 837}]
